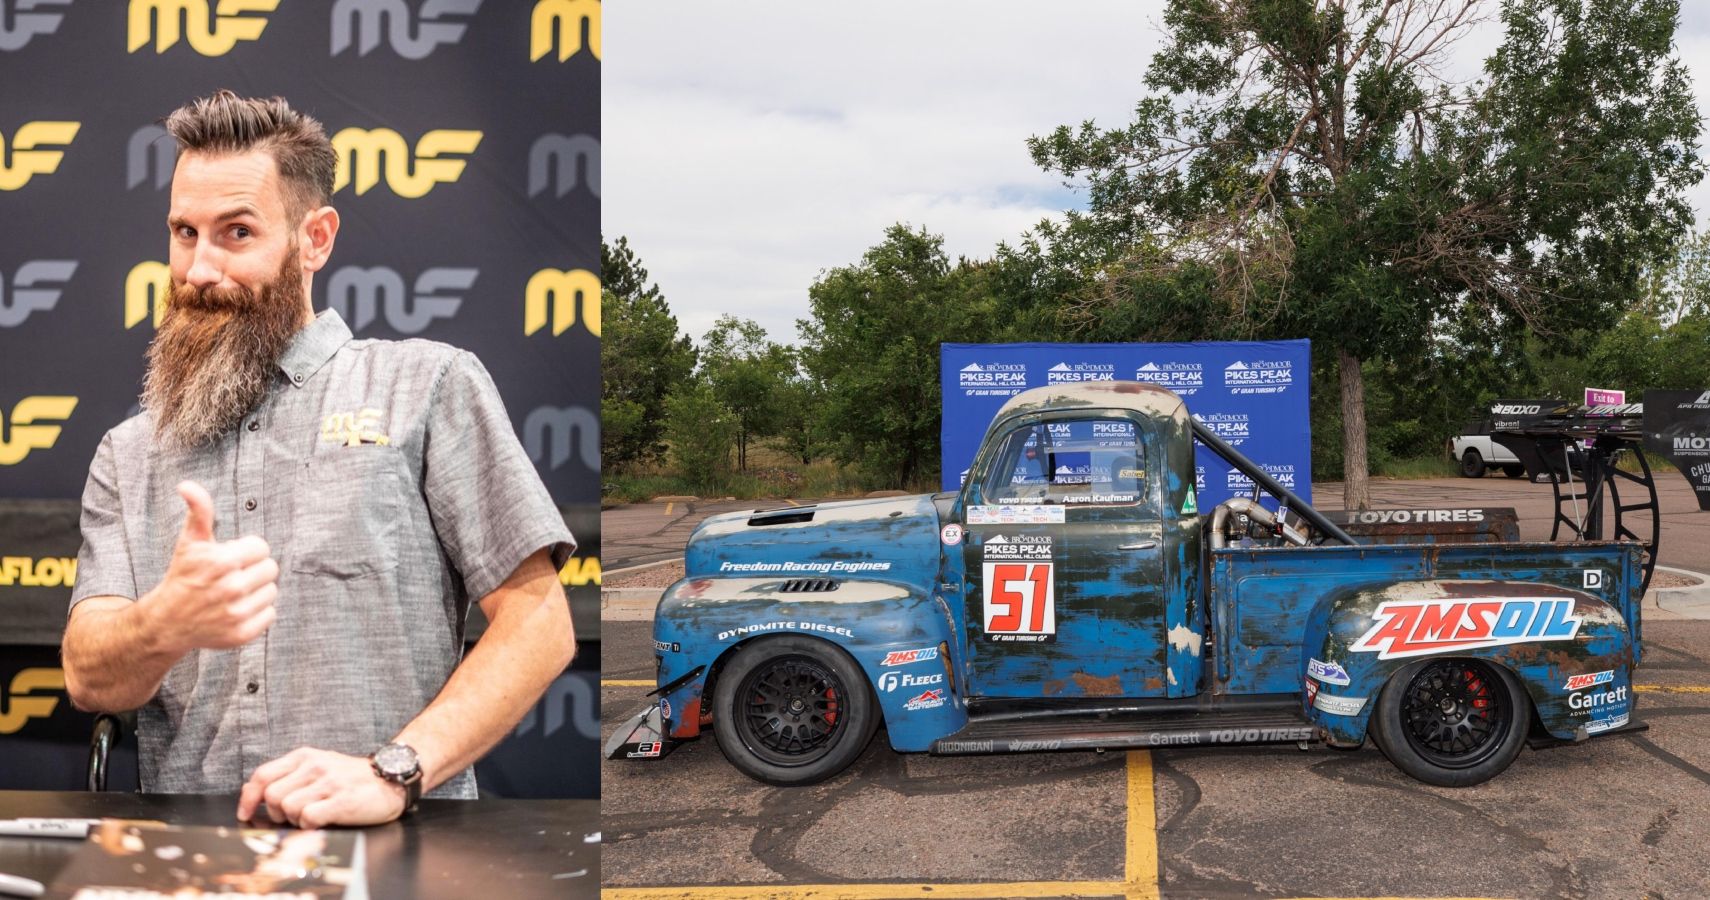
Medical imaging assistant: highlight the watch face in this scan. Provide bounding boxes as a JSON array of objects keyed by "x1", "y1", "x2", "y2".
[{"x1": 375, "y1": 743, "x2": 418, "y2": 777}]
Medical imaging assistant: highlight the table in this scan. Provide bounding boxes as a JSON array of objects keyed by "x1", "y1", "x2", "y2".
[{"x1": 0, "y1": 791, "x2": 598, "y2": 899}]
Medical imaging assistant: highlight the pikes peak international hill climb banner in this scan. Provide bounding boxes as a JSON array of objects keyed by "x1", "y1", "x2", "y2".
[{"x1": 941, "y1": 341, "x2": 1312, "y2": 511}]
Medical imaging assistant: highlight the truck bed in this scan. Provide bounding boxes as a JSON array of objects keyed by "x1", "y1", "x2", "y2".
[{"x1": 1209, "y1": 541, "x2": 1643, "y2": 696}]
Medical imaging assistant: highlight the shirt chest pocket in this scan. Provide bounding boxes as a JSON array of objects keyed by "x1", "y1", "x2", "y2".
[{"x1": 290, "y1": 447, "x2": 406, "y2": 578}]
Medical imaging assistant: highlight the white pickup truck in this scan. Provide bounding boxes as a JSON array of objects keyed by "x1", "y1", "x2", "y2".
[{"x1": 1448, "y1": 399, "x2": 1568, "y2": 478}]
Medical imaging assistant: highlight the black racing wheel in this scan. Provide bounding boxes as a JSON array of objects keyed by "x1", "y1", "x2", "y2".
[
  {"x1": 711, "y1": 635, "x2": 880, "y2": 786},
  {"x1": 1370, "y1": 658, "x2": 1529, "y2": 787}
]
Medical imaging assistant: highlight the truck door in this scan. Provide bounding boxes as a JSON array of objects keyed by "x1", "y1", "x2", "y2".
[{"x1": 958, "y1": 413, "x2": 1168, "y2": 700}]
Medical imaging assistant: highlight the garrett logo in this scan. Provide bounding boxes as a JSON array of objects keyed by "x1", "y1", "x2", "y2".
[
  {"x1": 127, "y1": 124, "x2": 176, "y2": 190},
  {"x1": 0, "y1": 120, "x2": 79, "y2": 191},
  {"x1": 0, "y1": 556, "x2": 76, "y2": 587},
  {"x1": 125, "y1": 260, "x2": 171, "y2": 329},
  {"x1": 524, "y1": 268, "x2": 599, "y2": 336},
  {"x1": 523, "y1": 405, "x2": 597, "y2": 471},
  {"x1": 325, "y1": 265, "x2": 476, "y2": 334},
  {"x1": 0, "y1": 668, "x2": 63, "y2": 734},
  {"x1": 127, "y1": 0, "x2": 278, "y2": 56},
  {"x1": 332, "y1": 0, "x2": 482, "y2": 59},
  {"x1": 0, "y1": 0, "x2": 72, "y2": 52},
  {"x1": 331, "y1": 127, "x2": 483, "y2": 198},
  {"x1": 0, "y1": 260, "x2": 78, "y2": 327},
  {"x1": 528, "y1": 134, "x2": 600, "y2": 198},
  {"x1": 531, "y1": 0, "x2": 599, "y2": 61},
  {"x1": 0, "y1": 396, "x2": 77, "y2": 465}
]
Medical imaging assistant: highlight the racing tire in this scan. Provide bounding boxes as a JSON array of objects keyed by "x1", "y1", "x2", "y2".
[
  {"x1": 1369, "y1": 658, "x2": 1529, "y2": 787},
  {"x1": 1503, "y1": 465, "x2": 1526, "y2": 478},
  {"x1": 711, "y1": 635, "x2": 880, "y2": 786},
  {"x1": 1460, "y1": 449, "x2": 1486, "y2": 478}
]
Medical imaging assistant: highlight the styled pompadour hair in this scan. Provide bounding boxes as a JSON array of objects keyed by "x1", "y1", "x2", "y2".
[{"x1": 163, "y1": 90, "x2": 336, "y2": 219}]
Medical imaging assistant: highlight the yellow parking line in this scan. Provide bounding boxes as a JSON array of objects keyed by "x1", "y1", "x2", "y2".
[
  {"x1": 665, "y1": 501, "x2": 674, "y2": 516},
  {"x1": 602, "y1": 680, "x2": 654, "y2": 688},
  {"x1": 1125, "y1": 750, "x2": 1159, "y2": 900},
  {"x1": 782, "y1": 498, "x2": 801, "y2": 507}
]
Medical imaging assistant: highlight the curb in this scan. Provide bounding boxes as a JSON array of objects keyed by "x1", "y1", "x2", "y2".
[{"x1": 1648, "y1": 565, "x2": 1710, "y2": 622}]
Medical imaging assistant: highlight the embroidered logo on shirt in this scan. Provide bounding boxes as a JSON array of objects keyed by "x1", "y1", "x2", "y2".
[{"x1": 320, "y1": 408, "x2": 391, "y2": 446}]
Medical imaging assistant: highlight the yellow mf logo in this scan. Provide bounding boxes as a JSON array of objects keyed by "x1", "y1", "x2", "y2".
[
  {"x1": 320, "y1": 409, "x2": 391, "y2": 446},
  {"x1": 531, "y1": 0, "x2": 600, "y2": 62},
  {"x1": 126, "y1": 260, "x2": 172, "y2": 329},
  {"x1": 0, "y1": 122, "x2": 80, "y2": 191},
  {"x1": 524, "y1": 269, "x2": 600, "y2": 337},
  {"x1": 559, "y1": 555, "x2": 601, "y2": 587},
  {"x1": 0, "y1": 557, "x2": 77, "y2": 588},
  {"x1": 0, "y1": 668, "x2": 64, "y2": 735},
  {"x1": 332, "y1": 128, "x2": 483, "y2": 199},
  {"x1": 0, "y1": 396, "x2": 77, "y2": 466},
  {"x1": 128, "y1": 0, "x2": 279, "y2": 56}
]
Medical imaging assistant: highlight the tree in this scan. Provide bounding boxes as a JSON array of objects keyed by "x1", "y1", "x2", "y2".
[
  {"x1": 601, "y1": 237, "x2": 697, "y2": 471},
  {"x1": 799, "y1": 226, "x2": 997, "y2": 489},
  {"x1": 664, "y1": 381, "x2": 738, "y2": 492},
  {"x1": 699, "y1": 316, "x2": 796, "y2": 472},
  {"x1": 1028, "y1": 0, "x2": 1701, "y2": 508}
]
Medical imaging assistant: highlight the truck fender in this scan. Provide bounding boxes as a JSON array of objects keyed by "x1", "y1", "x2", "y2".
[
  {"x1": 648, "y1": 576, "x2": 967, "y2": 751},
  {"x1": 1299, "y1": 579, "x2": 1635, "y2": 746}
]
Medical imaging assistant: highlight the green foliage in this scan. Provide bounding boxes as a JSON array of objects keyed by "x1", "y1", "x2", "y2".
[
  {"x1": 663, "y1": 381, "x2": 737, "y2": 492},
  {"x1": 798, "y1": 225, "x2": 1000, "y2": 489},
  {"x1": 601, "y1": 237, "x2": 697, "y2": 472},
  {"x1": 700, "y1": 315, "x2": 797, "y2": 471}
]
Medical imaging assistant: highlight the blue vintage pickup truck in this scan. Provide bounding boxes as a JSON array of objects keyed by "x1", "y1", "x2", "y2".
[{"x1": 608, "y1": 382, "x2": 1643, "y2": 787}]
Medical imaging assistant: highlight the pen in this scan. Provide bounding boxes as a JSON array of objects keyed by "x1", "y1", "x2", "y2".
[
  {"x1": 0, "y1": 872, "x2": 43, "y2": 898},
  {"x1": 0, "y1": 819, "x2": 99, "y2": 839}
]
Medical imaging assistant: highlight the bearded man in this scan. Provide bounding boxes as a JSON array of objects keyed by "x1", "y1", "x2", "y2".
[{"x1": 59, "y1": 91, "x2": 576, "y2": 828}]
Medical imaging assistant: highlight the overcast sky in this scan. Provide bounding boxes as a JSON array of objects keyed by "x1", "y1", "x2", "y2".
[{"x1": 605, "y1": 3, "x2": 1710, "y2": 346}]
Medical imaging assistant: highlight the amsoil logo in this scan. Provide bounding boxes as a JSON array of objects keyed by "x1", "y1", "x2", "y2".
[
  {"x1": 1223, "y1": 360, "x2": 1293, "y2": 394},
  {"x1": 958, "y1": 362, "x2": 1026, "y2": 396},
  {"x1": 880, "y1": 647, "x2": 939, "y2": 667},
  {"x1": 1564, "y1": 670, "x2": 1614, "y2": 691},
  {"x1": 1194, "y1": 413, "x2": 1250, "y2": 446},
  {"x1": 1135, "y1": 361, "x2": 1203, "y2": 394},
  {"x1": 1350, "y1": 598, "x2": 1582, "y2": 660},
  {"x1": 1046, "y1": 362, "x2": 1114, "y2": 384}
]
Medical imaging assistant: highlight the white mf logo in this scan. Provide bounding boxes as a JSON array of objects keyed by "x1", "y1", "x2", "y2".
[{"x1": 1584, "y1": 570, "x2": 1604, "y2": 590}]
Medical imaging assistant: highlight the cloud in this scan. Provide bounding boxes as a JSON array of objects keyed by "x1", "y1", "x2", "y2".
[{"x1": 605, "y1": 1, "x2": 1710, "y2": 346}]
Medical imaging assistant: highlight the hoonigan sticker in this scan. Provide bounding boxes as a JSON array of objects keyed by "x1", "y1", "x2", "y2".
[
  {"x1": 982, "y1": 534, "x2": 1056, "y2": 642},
  {"x1": 1349, "y1": 598, "x2": 1582, "y2": 660}
]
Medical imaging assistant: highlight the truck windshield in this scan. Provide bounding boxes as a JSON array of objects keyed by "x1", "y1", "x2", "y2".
[{"x1": 979, "y1": 418, "x2": 1145, "y2": 506}]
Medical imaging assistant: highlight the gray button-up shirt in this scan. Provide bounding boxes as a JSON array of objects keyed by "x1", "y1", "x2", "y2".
[{"x1": 69, "y1": 310, "x2": 574, "y2": 798}]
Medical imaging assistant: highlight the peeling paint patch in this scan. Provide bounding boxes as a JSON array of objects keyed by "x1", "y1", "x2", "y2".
[
  {"x1": 1167, "y1": 668, "x2": 1178, "y2": 686},
  {"x1": 1169, "y1": 623, "x2": 1203, "y2": 656},
  {"x1": 1072, "y1": 672, "x2": 1124, "y2": 695}
]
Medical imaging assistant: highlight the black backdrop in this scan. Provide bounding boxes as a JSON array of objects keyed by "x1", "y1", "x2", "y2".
[{"x1": 0, "y1": 0, "x2": 601, "y2": 799}]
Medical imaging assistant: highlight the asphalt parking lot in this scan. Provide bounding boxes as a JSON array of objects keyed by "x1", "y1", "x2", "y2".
[{"x1": 601, "y1": 477, "x2": 1710, "y2": 899}]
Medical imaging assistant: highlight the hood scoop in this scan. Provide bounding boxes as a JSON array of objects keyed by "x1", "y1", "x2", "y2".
[
  {"x1": 778, "y1": 578, "x2": 840, "y2": 593},
  {"x1": 747, "y1": 506, "x2": 818, "y2": 527}
]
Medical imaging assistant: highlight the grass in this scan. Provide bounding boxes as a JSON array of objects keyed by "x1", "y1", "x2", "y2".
[{"x1": 604, "y1": 445, "x2": 933, "y2": 503}]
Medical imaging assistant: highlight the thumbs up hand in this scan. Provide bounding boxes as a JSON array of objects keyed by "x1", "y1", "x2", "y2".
[{"x1": 144, "y1": 481, "x2": 279, "y2": 655}]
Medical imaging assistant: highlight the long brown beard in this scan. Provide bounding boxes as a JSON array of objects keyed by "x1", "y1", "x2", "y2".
[{"x1": 142, "y1": 252, "x2": 307, "y2": 449}]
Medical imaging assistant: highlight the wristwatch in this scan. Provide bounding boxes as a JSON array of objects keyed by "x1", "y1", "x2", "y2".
[{"x1": 370, "y1": 742, "x2": 423, "y2": 813}]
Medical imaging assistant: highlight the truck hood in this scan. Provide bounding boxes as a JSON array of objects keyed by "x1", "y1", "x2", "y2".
[{"x1": 682, "y1": 494, "x2": 945, "y2": 594}]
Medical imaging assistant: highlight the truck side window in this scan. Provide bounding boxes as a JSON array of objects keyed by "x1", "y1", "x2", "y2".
[{"x1": 981, "y1": 417, "x2": 1146, "y2": 507}]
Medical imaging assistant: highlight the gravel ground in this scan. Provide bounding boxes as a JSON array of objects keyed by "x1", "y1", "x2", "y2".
[{"x1": 605, "y1": 560, "x2": 686, "y2": 589}]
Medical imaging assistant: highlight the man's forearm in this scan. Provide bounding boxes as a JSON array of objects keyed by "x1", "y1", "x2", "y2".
[
  {"x1": 62, "y1": 596, "x2": 185, "y2": 713},
  {"x1": 393, "y1": 550, "x2": 575, "y2": 791}
]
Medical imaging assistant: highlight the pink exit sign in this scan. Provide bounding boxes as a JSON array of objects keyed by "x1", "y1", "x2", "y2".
[{"x1": 1585, "y1": 388, "x2": 1625, "y2": 406}]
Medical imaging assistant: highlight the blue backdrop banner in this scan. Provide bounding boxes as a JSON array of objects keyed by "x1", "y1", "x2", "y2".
[{"x1": 940, "y1": 341, "x2": 1313, "y2": 509}]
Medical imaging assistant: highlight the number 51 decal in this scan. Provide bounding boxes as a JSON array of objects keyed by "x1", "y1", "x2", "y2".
[{"x1": 982, "y1": 562, "x2": 1056, "y2": 642}]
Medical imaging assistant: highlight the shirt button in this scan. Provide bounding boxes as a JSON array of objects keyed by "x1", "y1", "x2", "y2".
[
  {"x1": 246, "y1": 682, "x2": 259, "y2": 694},
  {"x1": 291, "y1": 372, "x2": 304, "y2": 385},
  {"x1": 244, "y1": 498, "x2": 257, "y2": 511},
  {"x1": 246, "y1": 420, "x2": 259, "y2": 432}
]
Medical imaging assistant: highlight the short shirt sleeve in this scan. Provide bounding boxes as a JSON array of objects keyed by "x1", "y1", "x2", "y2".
[
  {"x1": 422, "y1": 351, "x2": 576, "y2": 600},
  {"x1": 70, "y1": 430, "x2": 138, "y2": 610}
]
